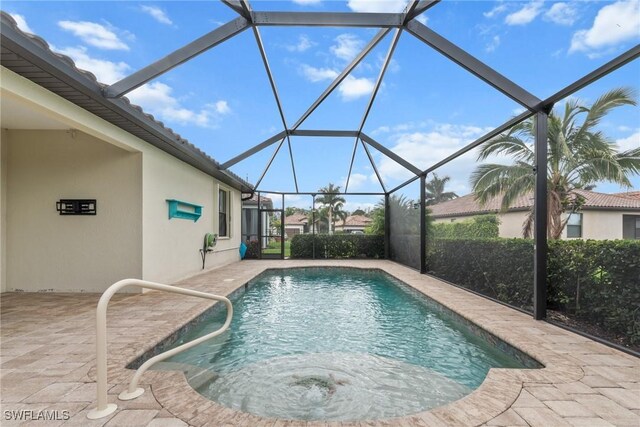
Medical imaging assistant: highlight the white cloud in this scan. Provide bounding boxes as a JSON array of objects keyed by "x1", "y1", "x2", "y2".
[
  {"x1": 485, "y1": 35, "x2": 501, "y2": 52},
  {"x1": 140, "y1": 5, "x2": 173, "y2": 25},
  {"x1": 330, "y1": 34, "x2": 364, "y2": 62},
  {"x1": 484, "y1": 3, "x2": 508, "y2": 18},
  {"x1": 371, "y1": 125, "x2": 390, "y2": 136},
  {"x1": 416, "y1": 15, "x2": 428, "y2": 25},
  {"x1": 377, "y1": 123, "x2": 491, "y2": 183},
  {"x1": 53, "y1": 46, "x2": 130, "y2": 84},
  {"x1": 214, "y1": 100, "x2": 231, "y2": 115},
  {"x1": 300, "y1": 64, "x2": 339, "y2": 82},
  {"x1": 505, "y1": 1, "x2": 544, "y2": 26},
  {"x1": 570, "y1": 0, "x2": 640, "y2": 55},
  {"x1": 347, "y1": 0, "x2": 408, "y2": 13},
  {"x1": 58, "y1": 20, "x2": 129, "y2": 50},
  {"x1": 128, "y1": 82, "x2": 231, "y2": 128},
  {"x1": 345, "y1": 173, "x2": 369, "y2": 190},
  {"x1": 544, "y1": 2, "x2": 578, "y2": 26},
  {"x1": 9, "y1": 13, "x2": 34, "y2": 33},
  {"x1": 292, "y1": 0, "x2": 323, "y2": 4},
  {"x1": 616, "y1": 130, "x2": 640, "y2": 151},
  {"x1": 54, "y1": 46, "x2": 228, "y2": 128},
  {"x1": 286, "y1": 35, "x2": 315, "y2": 52},
  {"x1": 338, "y1": 76, "x2": 375, "y2": 100}
]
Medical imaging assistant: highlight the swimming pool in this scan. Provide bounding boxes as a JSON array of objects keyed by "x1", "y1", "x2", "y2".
[{"x1": 147, "y1": 267, "x2": 540, "y2": 421}]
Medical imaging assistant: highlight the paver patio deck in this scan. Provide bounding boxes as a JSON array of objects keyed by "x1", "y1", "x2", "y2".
[{"x1": 1, "y1": 260, "x2": 638, "y2": 426}]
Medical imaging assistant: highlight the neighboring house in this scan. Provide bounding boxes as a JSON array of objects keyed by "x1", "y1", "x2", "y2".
[
  {"x1": 616, "y1": 191, "x2": 640, "y2": 201},
  {"x1": 334, "y1": 215, "x2": 372, "y2": 234},
  {"x1": 284, "y1": 212, "x2": 309, "y2": 237},
  {"x1": 429, "y1": 189, "x2": 640, "y2": 240},
  {"x1": 0, "y1": 15, "x2": 253, "y2": 293},
  {"x1": 241, "y1": 194, "x2": 272, "y2": 248}
]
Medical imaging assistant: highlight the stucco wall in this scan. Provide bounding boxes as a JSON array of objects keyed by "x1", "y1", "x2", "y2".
[
  {"x1": 2, "y1": 68, "x2": 242, "y2": 291},
  {"x1": 141, "y1": 147, "x2": 240, "y2": 284},
  {"x1": 1, "y1": 130, "x2": 7, "y2": 293},
  {"x1": 578, "y1": 211, "x2": 634, "y2": 240},
  {"x1": 434, "y1": 210, "x2": 640, "y2": 240},
  {"x1": 5, "y1": 129, "x2": 143, "y2": 292},
  {"x1": 433, "y1": 211, "x2": 530, "y2": 238},
  {"x1": 498, "y1": 211, "x2": 530, "y2": 238}
]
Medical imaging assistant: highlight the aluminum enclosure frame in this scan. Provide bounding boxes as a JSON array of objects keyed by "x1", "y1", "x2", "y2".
[{"x1": 96, "y1": 1, "x2": 640, "y2": 347}]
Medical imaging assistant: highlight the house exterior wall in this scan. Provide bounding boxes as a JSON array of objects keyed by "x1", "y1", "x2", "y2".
[
  {"x1": 433, "y1": 211, "x2": 529, "y2": 238},
  {"x1": 1, "y1": 67, "x2": 241, "y2": 292},
  {"x1": 1, "y1": 130, "x2": 7, "y2": 293},
  {"x1": 5, "y1": 129, "x2": 143, "y2": 292},
  {"x1": 335, "y1": 225, "x2": 367, "y2": 233},
  {"x1": 573, "y1": 211, "x2": 636, "y2": 240},
  {"x1": 433, "y1": 209, "x2": 640, "y2": 240},
  {"x1": 498, "y1": 211, "x2": 530, "y2": 238},
  {"x1": 141, "y1": 148, "x2": 240, "y2": 284},
  {"x1": 285, "y1": 225, "x2": 304, "y2": 237}
]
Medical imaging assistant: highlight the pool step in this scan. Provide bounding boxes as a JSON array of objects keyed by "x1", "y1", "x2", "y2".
[{"x1": 153, "y1": 362, "x2": 218, "y2": 390}]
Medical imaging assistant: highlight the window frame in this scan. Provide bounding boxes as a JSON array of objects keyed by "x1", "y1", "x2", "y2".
[
  {"x1": 218, "y1": 185, "x2": 231, "y2": 239},
  {"x1": 566, "y1": 212, "x2": 583, "y2": 239}
]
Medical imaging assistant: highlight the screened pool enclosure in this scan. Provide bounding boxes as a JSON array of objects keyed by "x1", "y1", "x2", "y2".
[{"x1": 63, "y1": 1, "x2": 640, "y2": 353}]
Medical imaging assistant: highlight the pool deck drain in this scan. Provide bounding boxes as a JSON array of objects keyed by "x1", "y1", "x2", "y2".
[{"x1": 1, "y1": 259, "x2": 638, "y2": 426}]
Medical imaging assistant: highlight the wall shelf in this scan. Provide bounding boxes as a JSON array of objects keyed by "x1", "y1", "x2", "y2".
[{"x1": 166, "y1": 199, "x2": 202, "y2": 222}]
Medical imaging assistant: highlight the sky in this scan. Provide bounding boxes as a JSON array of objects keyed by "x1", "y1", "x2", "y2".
[{"x1": 4, "y1": 0, "x2": 640, "y2": 211}]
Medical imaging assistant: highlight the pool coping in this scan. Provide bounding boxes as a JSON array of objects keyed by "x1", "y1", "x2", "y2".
[{"x1": 86, "y1": 259, "x2": 601, "y2": 426}]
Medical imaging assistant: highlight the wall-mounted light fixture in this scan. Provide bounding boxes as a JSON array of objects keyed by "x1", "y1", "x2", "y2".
[{"x1": 56, "y1": 199, "x2": 97, "y2": 215}]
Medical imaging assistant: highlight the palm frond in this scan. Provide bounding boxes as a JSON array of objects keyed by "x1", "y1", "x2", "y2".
[{"x1": 470, "y1": 163, "x2": 533, "y2": 208}]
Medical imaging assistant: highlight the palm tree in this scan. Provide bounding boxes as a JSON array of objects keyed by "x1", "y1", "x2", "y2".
[
  {"x1": 307, "y1": 207, "x2": 329, "y2": 234},
  {"x1": 426, "y1": 174, "x2": 459, "y2": 206},
  {"x1": 316, "y1": 183, "x2": 347, "y2": 234},
  {"x1": 365, "y1": 199, "x2": 385, "y2": 235},
  {"x1": 471, "y1": 88, "x2": 639, "y2": 239}
]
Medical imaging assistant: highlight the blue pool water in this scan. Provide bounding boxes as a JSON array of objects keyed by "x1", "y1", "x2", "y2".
[{"x1": 156, "y1": 268, "x2": 537, "y2": 421}]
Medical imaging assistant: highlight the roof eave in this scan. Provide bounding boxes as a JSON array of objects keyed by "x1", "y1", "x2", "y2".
[{"x1": 0, "y1": 13, "x2": 253, "y2": 193}]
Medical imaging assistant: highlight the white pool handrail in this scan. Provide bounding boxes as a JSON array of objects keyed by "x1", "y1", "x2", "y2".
[{"x1": 87, "y1": 279, "x2": 233, "y2": 420}]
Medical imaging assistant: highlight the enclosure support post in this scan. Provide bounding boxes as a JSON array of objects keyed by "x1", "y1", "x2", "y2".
[
  {"x1": 534, "y1": 112, "x2": 548, "y2": 320},
  {"x1": 257, "y1": 191, "x2": 262, "y2": 260},
  {"x1": 281, "y1": 194, "x2": 285, "y2": 259},
  {"x1": 420, "y1": 174, "x2": 427, "y2": 274},
  {"x1": 384, "y1": 193, "x2": 390, "y2": 259},
  {"x1": 312, "y1": 195, "x2": 316, "y2": 259}
]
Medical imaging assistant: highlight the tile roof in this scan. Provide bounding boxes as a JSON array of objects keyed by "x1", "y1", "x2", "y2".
[
  {"x1": 285, "y1": 213, "x2": 308, "y2": 225},
  {"x1": 429, "y1": 189, "x2": 640, "y2": 218},
  {"x1": 614, "y1": 191, "x2": 640, "y2": 201},
  {"x1": 242, "y1": 194, "x2": 273, "y2": 207},
  {"x1": 336, "y1": 215, "x2": 373, "y2": 227}
]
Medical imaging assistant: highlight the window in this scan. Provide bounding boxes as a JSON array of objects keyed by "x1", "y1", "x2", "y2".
[
  {"x1": 622, "y1": 215, "x2": 640, "y2": 240},
  {"x1": 566, "y1": 213, "x2": 582, "y2": 238},
  {"x1": 219, "y1": 189, "x2": 229, "y2": 237}
]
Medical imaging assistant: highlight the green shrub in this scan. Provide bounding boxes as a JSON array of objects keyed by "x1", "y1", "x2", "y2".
[
  {"x1": 427, "y1": 238, "x2": 534, "y2": 309},
  {"x1": 547, "y1": 239, "x2": 640, "y2": 346},
  {"x1": 432, "y1": 214, "x2": 500, "y2": 239},
  {"x1": 244, "y1": 240, "x2": 260, "y2": 259},
  {"x1": 427, "y1": 238, "x2": 640, "y2": 348},
  {"x1": 290, "y1": 234, "x2": 384, "y2": 259}
]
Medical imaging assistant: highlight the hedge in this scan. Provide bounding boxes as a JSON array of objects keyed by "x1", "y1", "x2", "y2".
[
  {"x1": 427, "y1": 238, "x2": 534, "y2": 309},
  {"x1": 547, "y1": 239, "x2": 640, "y2": 347},
  {"x1": 290, "y1": 234, "x2": 385, "y2": 259},
  {"x1": 427, "y1": 238, "x2": 640, "y2": 348},
  {"x1": 432, "y1": 215, "x2": 500, "y2": 239}
]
